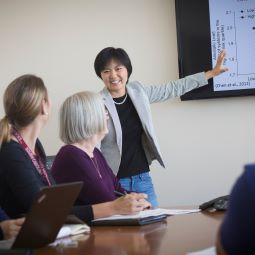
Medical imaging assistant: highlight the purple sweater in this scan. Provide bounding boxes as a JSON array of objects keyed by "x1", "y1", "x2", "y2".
[{"x1": 51, "y1": 145, "x2": 126, "y2": 205}]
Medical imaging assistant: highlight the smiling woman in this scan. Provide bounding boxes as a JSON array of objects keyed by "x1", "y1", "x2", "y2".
[
  {"x1": 94, "y1": 48, "x2": 132, "y2": 98},
  {"x1": 100, "y1": 60, "x2": 128, "y2": 98},
  {"x1": 94, "y1": 47, "x2": 227, "y2": 208}
]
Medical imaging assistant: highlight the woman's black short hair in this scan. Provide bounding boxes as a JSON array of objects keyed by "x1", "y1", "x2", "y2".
[{"x1": 94, "y1": 47, "x2": 132, "y2": 80}]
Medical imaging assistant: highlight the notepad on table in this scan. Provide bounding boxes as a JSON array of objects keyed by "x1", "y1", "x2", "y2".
[{"x1": 91, "y1": 208, "x2": 200, "y2": 226}]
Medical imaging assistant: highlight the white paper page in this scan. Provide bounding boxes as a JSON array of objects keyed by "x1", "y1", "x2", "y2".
[
  {"x1": 159, "y1": 208, "x2": 201, "y2": 215},
  {"x1": 187, "y1": 246, "x2": 216, "y2": 255},
  {"x1": 0, "y1": 238, "x2": 14, "y2": 249}
]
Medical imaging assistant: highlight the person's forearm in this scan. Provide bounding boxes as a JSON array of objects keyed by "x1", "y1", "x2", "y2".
[
  {"x1": 205, "y1": 70, "x2": 215, "y2": 80},
  {"x1": 91, "y1": 201, "x2": 116, "y2": 219}
]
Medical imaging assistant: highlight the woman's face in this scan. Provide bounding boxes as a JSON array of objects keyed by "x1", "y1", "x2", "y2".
[{"x1": 100, "y1": 59, "x2": 128, "y2": 97}]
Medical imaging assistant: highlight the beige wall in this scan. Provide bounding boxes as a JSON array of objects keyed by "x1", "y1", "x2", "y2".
[{"x1": 1, "y1": 0, "x2": 255, "y2": 206}]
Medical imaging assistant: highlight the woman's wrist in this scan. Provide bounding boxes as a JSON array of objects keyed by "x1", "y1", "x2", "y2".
[
  {"x1": 91, "y1": 201, "x2": 115, "y2": 219},
  {"x1": 205, "y1": 70, "x2": 214, "y2": 80}
]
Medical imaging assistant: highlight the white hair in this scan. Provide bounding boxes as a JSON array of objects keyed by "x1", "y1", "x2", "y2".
[{"x1": 60, "y1": 91, "x2": 106, "y2": 144}]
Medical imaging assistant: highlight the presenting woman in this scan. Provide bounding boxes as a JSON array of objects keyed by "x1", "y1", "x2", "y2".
[
  {"x1": 0, "y1": 74, "x2": 149, "y2": 223},
  {"x1": 94, "y1": 47, "x2": 228, "y2": 207},
  {"x1": 52, "y1": 91, "x2": 150, "y2": 208}
]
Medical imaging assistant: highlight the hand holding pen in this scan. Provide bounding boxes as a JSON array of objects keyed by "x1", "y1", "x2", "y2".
[{"x1": 113, "y1": 190, "x2": 151, "y2": 213}]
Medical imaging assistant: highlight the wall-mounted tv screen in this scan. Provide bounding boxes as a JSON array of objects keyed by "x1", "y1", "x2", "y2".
[{"x1": 175, "y1": 0, "x2": 255, "y2": 100}]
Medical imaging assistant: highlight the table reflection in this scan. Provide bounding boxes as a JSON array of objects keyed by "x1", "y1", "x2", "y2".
[{"x1": 36, "y1": 221, "x2": 167, "y2": 255}]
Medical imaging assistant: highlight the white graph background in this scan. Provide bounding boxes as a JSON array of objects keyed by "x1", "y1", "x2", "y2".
[{"x1": 209, "y1": 0, "x2": 255, "y2": 91}]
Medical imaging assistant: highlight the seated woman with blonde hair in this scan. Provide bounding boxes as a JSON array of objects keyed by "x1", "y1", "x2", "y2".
[{"x1": 52, "y1": 91, "x2": 151, "y2": 207}]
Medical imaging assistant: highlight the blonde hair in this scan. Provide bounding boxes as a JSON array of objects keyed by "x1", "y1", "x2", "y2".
[
  {"x1": 60, "y1": 91, "x2": 106, "y2": 144},
  {"x1": 0, "y1": 74, "x2": 48, "y2": 148}
]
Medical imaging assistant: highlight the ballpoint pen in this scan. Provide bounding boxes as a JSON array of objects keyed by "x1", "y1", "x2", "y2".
[{"x1": 113, "y1": 190, "x2": 127, "y2": 197}]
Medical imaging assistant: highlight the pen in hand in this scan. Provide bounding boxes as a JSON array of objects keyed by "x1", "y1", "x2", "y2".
[
  {"x1": 113, "y1": 190, "x2": 151, "y2": 212},
  {"x1": 114, "y1": 190, "x2": 127, "y2": 197}
]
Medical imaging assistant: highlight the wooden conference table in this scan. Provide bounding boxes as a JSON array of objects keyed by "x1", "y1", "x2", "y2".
[{"x1": 35, "y1": 210, "x2": 224, "y2": 255}]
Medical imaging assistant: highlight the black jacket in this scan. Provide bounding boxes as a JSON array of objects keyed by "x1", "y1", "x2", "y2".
[{"x1": 0, "y1": 140, "x2": 93, "y2": 222}]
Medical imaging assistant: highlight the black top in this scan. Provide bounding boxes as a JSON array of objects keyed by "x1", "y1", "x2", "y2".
[
  {"x1": 114, "y1": 95, "x2": 149, "y2": 178},
  {"x1": 0, "y1": 140, "x2": 93, "y2": 223}
]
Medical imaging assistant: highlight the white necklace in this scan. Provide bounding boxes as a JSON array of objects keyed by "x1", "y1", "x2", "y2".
[
  {"x1": 90, "y1": 156, "x2": 102, "y2": 179},
  {"x1": 113, "y1": 93, "x2": 128, "y2": 105}
]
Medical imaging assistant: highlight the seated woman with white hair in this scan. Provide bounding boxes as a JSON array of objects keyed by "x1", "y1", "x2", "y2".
[{"x1": 52, "y1": 91, "x2": 151, "y2": 209}]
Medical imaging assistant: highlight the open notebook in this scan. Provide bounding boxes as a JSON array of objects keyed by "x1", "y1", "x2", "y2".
[{"x1": 91, "y1": 208, "x2": 200, "y2": 226}]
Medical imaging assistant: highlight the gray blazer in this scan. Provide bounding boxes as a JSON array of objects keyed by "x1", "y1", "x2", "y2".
[{"x1": 100, "y1": 72, "x2": 208, "y2": 175}]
